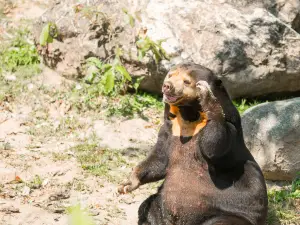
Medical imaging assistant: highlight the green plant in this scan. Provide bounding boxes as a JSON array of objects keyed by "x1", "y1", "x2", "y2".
[
  {"x1": 39, "y1": 22, "x2": 58, "y2": 46},
  {"x1": 122, "y1": 8, "x2": 135, "y2": 27},
  {"x1": 0, "y1": 29, "x2": 40, "y2": 72},
  {"x1": 107, "y1": 92, "x2": 163, "y2": 118},
  {"x1": 84, "y1": 47, "x2": 131, "y2": 95},
  {"x1": 66, "y1": 204, "x2": 95, "y2": 225},
  {"x1": 267, "y1": 174, "x2": 300, "y2": 224},
  {"x1": 0, "y1": 29, "x2": 41, "y2": 102},
  {"x1": 136, "y1": 36, "x2": 170, "y2": 63},
  {"x1": 233, "y1": 99, "x2": 263, "y2": 114},
  {"x1": 52, "y1": 152, "x2": 71, "y2": 161},
  {"x1": 27, "y1": 175, "x2": 43, "y2": 189}
]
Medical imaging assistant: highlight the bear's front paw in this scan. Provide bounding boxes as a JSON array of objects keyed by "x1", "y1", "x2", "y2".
[
  {"x1": 117, "y1": 174, "x2": 140, "y2": 194},
  {"x1": 196, "y1": 80, "x2": 224, "y2": 119},
  {"x1": 196, "y1": 80, "x2": 217, "y2": 102}
]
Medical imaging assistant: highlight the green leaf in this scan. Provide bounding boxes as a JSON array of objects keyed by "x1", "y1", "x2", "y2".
[
  {"x1": 86, "y1": 57, "x2": 102, "y2": 69},
  {"x1": 133, "y1": 76, "x2": 144, "y2": 91},
  {"x1": 39, "y1": 24, "x2": 50, "y2": 46},
  {"x1": 129, "y1": 14, "x2": 135, "y2": 27},
  {"x1": 49, "y1": 23, "x2": 58, "y2": 38},
  {"x1": 114, "y1": 46, "x2": 124, "y2": 60},
  {"x1": 115, "y1": 65, "x2": 131, "y2": 81},
  {"x1": 85, "y1": 65, "x2": 98, "y2": 84},
  {"x1": 102, "y1": 64, "x2": 112, "y2": 72},
  {"x1": 138, "y1": 50, "x2": 146, "y2": 61},
  {"x1": 103, "y1": 70, "x2": 115, "y2": 93},
  {"x1": 156, "y1": 38, "x2": 168, "y2": 45},
  {"x1": 151, "y1": 47, "x2": 161, "y2": 64},
  {"x1": 136, "y1": 39, "x2": 150, "y2": 51},
  {"x1": 134, "y1": 11, "x2": 142, "y2": 22}
]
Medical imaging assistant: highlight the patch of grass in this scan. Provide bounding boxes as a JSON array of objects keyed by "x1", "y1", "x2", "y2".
[
  {"x1": 69, "y1": 78, "x2": 163, "y2": 118},
  {"x1": 233, "y1": 99, "x2": 263, "y2": 115},
  {"x1": 27, "y1": 175, "x2": 43, "y2": 189},
  {"x1": 0, "y1": 29, "x2": 40, "y2": 73},
  {"x1": 106, "y1": 92, "x2": 164, "y2": 118},
  {"x1": 28, "y1": 115, "x2": 86, "y2": 140},
  {"x1": 0, "y1": 29, "x2": 41, "y2": 102},
  {"x1": 71, "y1": 143, "x2": 133, "y2": 183},
  {"x1": 52, "y1": 152, "x2": 72, "y2": 161},
  {"x1": 267, "y1": 174, "x2": 300, "y2": 225}
]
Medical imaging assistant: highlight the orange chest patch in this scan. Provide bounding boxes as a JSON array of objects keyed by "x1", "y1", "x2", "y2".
[{"x1": 169, "y1": 106, "x2": 208, "y2": 137}]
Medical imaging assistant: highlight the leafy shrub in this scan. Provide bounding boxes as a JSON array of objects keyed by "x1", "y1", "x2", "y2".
[
  {"x1": 0, "y1": 29, "x2": 40, "y2": 73},
  {"x1": 136, "y1": 36, "x2": 170, "y2": 63},
  {"x1": 0, "y1": 29, "x2": 41, "y2": 102},
  {"x1": 267, "y1": 173, "x2": 300, "y2": 224}
]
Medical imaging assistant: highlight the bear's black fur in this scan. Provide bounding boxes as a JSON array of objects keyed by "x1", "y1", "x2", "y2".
[{"x1": 119, "y1": 63, "x2": 268, "y2": 225}]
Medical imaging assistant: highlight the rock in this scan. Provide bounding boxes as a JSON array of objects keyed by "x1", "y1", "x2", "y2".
[
  {"x1": 265, "y1": 0, "x2": 300, "y2": 33},
  {"x1": 93, "y1": 119, "x2": 157, "y2": 151},
  {"x1": 22, "y1": 186, "x2": 31, "y2": 196},
  {"x1": 49, "y1": 189, "x2": 70, "y2": 201},
  {"x1": 42, "y1": 178, "x2": 50, "y2": 187},
  {"x1": 33, "y1": 0, "x2": 300, "y2": 99},
  {"x1": 242, "y1": 97, "x2": 300, "y2": 181}
]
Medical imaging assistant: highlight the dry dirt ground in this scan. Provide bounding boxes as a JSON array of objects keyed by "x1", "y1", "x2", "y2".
[
  {"x1": 0, "y1": 66, "x2": 161, "y2": 224},
  {"x1": 0, "y1": 1, "x2": 162, "y2": 224},
  {"x1": 0, "y1": 86, "x2": 161, "y2": 225}
]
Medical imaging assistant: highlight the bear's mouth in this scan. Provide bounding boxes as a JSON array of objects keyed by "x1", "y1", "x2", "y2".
[{"x1": 163, "y1": 94, "x2": 183, "y2": 104}]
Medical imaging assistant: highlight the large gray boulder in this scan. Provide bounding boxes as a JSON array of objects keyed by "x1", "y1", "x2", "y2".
[
  {"x1": 242, "y1": 97, "x2": 300, "y2": 181},
  {"x1": 33, "y1": 0, "x2": 300, "y2": 98}
]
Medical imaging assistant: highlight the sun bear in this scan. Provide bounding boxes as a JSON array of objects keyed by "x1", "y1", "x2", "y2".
[{"x1": 118, "y1": 63, "x2": 268, "y2": 225}]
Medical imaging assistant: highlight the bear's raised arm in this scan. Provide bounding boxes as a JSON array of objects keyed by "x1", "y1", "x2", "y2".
[
  {"x1": 196, "y1": 81, "x2": 238, "y2": 166},
  {"x1": 118, "y1": 123, "x2": 170, "y2": 194}
]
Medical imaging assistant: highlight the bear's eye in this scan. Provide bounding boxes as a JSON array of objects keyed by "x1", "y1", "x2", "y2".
[{"x1": 184, "y1": 80, "x2": 191, "y2": 85}]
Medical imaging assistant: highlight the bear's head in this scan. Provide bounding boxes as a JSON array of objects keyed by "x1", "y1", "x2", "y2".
[{"x1": 162, "y1": 63, "x2": 222, "y2": 106}]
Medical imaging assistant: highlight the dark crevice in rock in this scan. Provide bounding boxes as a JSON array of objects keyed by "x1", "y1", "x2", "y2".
[{"x1": 291, "y1": 13, "x2": 300, "y2": 34}]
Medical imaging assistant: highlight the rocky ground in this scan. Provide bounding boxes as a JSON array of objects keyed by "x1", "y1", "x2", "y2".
[
  {"x1": 0, "y1": 2, "x2": 163, "y2": 224},
  {"x1": 0, "y1": 64, "x2": 161, "y2": 225}
]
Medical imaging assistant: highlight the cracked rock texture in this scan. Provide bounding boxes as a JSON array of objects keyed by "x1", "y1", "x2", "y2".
[{"x1": 33, "y1": 0, "x2": 300, "y2": 98}]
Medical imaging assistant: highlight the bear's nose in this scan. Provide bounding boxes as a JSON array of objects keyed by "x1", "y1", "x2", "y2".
[{"x1": 162, "y1": 82, "x2": 173, "y2": 93}]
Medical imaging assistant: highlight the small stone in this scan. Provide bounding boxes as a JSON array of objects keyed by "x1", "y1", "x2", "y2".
[
  {"x1": 75, "y1": 84, "x2": 82, "y2": 90},
  {"x1": 27, "y1": 83, "x2": 34, "y2": 90},
  {"x1": 4, "y1": 75, "x2": 16, "y2": 81},
  {"x1": 49, "y1": 190, "x2": 70, "y2": 201},
  {"x1": 42, "y1": 178, "x2": 50, "y2": 187},
  {"x1": 0, "y1": 206, "x2": 20, "y2": 214},
  {"x1": 22, "y1": 186, "x2": 31, "y2": 196}
]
